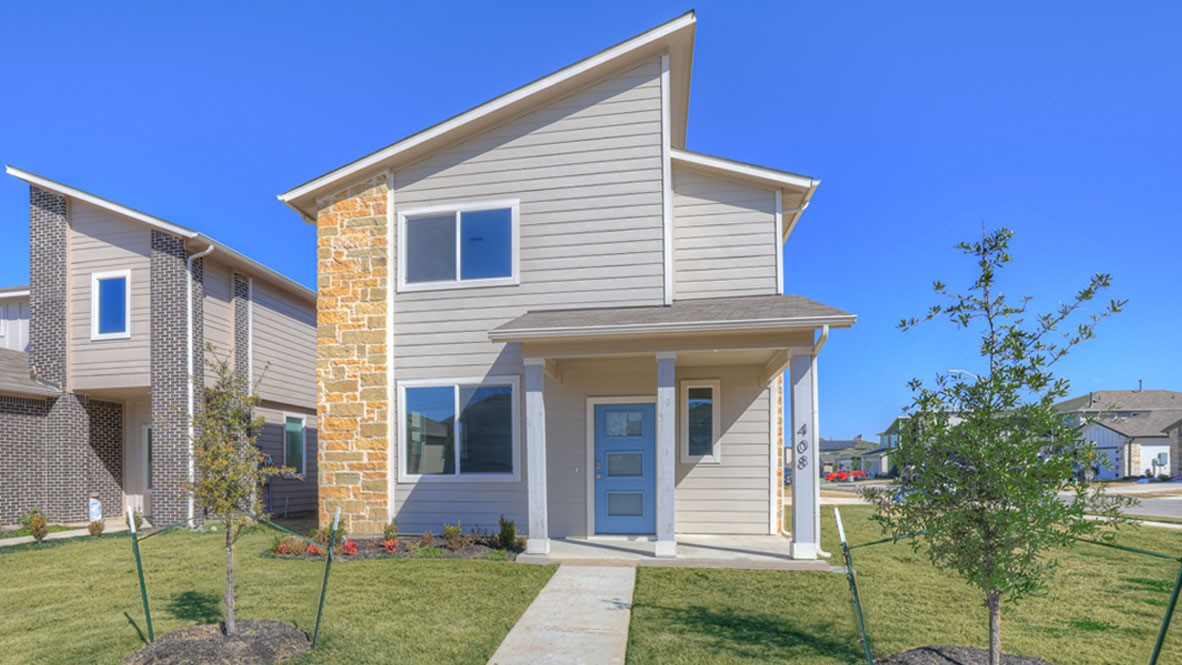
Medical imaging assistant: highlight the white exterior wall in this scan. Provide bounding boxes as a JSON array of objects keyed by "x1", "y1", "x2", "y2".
[
  {"x1": 0, "y1": 298, "x2": 29, "y2": 352},
  {"x1": 1137, "y1": 441, "x2": 1171, "y2": 477},
  {"x1": 69, "y1": 200, "x2": 152, "y2": 391},
  {"x1": 671, "y1": 166, "x2": 779, "y2": 299},
  {"x1": 388, "y1": 59, "x2": 666, "y2": 534}
]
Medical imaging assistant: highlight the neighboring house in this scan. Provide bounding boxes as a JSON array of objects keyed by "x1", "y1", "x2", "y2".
[
  {"x1": 1058, "y1": 390, "x2": 1182, "y2": 479},
  {"x1": 0, "y1": 167, "x2": 318, "y2": 526},
  {"x1": 0, "y1": 286, "x2": 30, "y2": 352},
  {"x1": 279, "y1": 13, "x2": 855, "y2": 560},
  {"x1": 818, "y1": 435, "x2": 878, "y2": 473}
]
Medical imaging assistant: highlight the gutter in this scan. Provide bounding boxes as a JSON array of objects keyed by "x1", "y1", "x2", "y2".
[
  {"x1": 489, "y1": 315, "x2": 856, "y2": 342},
  {"x1": 186, "y1": 243, "x2": 216, "y2": 526}
]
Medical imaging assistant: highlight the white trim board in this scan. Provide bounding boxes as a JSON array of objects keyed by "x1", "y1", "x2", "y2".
[
  {"x1": 395, "y1": 199, "x2": 520, "y2": 293},
  {"x1": 90, "y1": 269, "x2": 132, "y2": 341}
]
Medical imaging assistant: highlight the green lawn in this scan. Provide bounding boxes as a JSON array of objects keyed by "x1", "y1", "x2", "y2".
[
  {"x1": 0, "y1": 527, "x2": 554, "y2": 664},
  {"x1": 628, "y1": 506, "x2": 1182, "y2": 665}
]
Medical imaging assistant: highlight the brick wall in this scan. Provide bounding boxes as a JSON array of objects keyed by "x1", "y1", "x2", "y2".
[
  {"x1": 28, "y1": 187, "x2": 68, "y2": 388},
  {"x1": 233, "y1": 273, "x2": 250, "y2": 379},
  {"x1": 150, "y1": 230, "x2": 196, "y2": 524},
  {"x1": 85, "y1": 399, "x2": 123, "y2": 517},
  {"x1": 316, "y1": 176, "x2": 389, "y2": 535},
  {"x1": 0, "y1": 395, "x2": 50, "y2": 523}
]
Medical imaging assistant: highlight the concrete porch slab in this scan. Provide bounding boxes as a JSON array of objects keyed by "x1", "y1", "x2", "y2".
[{"x1": 517, "y1": 534, "x2": 830, "y2": 571}]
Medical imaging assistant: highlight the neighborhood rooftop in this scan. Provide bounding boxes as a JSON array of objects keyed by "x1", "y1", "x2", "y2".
[
  {"x1": 1093, "y1": 411, "x2": 1182, "y2": 439},
  {"x1": 490, "y1": 294, "x2": 855, "y2": 340},
  {"x1": 1057, "y1": 389, "x2": 1182, "y2": 412}
]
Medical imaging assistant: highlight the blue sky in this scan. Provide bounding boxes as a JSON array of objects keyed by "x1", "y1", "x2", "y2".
[{"x1": 1, "y1": 2, "x2": 1178, "y2": 440}]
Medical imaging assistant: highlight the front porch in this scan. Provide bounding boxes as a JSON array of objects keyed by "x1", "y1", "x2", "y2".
[
  {"x1": 489, "y1": 294, "x2": 856, "y2": 561},
  {"x1": 516, "y1": 534, "x2": 830, "y2": 570}
]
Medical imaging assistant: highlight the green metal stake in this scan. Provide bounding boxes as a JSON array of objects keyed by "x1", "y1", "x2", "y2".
[
  {"x1": 835, "y1": 508, "x2": 874, "y2": 665},
  {"x1": 128, "y1": 504, "x2": 154, "y2": 643},
  {"x1": 1148, "y1": 562, "x2": 1182, "y2": 665},
  {"x1": 312, "y1": 507, "x2": 341, "y2": 649}
]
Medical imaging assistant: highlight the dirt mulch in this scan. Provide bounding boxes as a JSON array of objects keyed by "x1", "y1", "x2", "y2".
[
  {"x1": 263, "y1": 535, "x2": 519, "y2": 561},
  {"x1": 877, "y1": 646, "x2": 1055, "y2": 665},
  {"x1": 124, "y1": 619, "x2": 309, "y2": 664}
]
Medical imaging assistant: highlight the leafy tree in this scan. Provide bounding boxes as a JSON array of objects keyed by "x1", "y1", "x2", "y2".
[
  {"x1": 188, "y1": 348, "x2": 290, "y2": 635},
  {"x1": 865, "y1": 227, "x2": 1135, "y2": 665}
]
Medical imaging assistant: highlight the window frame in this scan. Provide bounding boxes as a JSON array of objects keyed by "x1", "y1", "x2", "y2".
[
  {"x1": 397, "y1": 375, "x2": 521, "y2": 483},
  {"x1": 0, "y1": 302, "x2": 7, "y2": 338},
  {"x1": 680, "y1": 379, "x2": 722, "y2": 464},
  {"x1": 283, "y1": 413, "x2": 307, "y2": 476},
  {"x1": 396, "y1": 199, "x2": 520, "y2": 293},
  {"x1": 90, "y1": 269, "x2": 132, "y2": 341}
]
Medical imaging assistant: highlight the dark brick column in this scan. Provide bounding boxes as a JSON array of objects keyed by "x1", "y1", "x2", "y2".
[
  {"x1": 233, "y1": 273, "x2": 251, "y2": 379},
  {"x1": 0, "y1": 396, "x2": 50, "y2": 525},
  {"x1": 150, "y1": 231, "x2": 197, "y2": 524},
  {"x1": 28, "y1": 186, "x2": 68, "y2": 388},
  {"x1": 45, "y1": 393, "x2": 88, "y2": 521}
]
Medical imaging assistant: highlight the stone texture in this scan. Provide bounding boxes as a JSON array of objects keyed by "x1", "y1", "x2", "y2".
[{"x1": 315, "y1": 176, "x2": 389, "y2": 535}]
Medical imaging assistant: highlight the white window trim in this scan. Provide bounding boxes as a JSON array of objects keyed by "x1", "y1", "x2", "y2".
[
  {"x1": 283, "y1": 413, "x2": 308, "y2": 476},
  {"x1": 0, "y1": 303, "x2": 7, "y2": 337},
  {"x1": 396, "y1": 199, "x2": 521, "y2": 293},
  {"x1": 397, "y1": 375, "x2": 521, "y2": 483},
  {"x1": 680, "y1": 379, "x2": 721, "y2": 464},
  {"x1": 90, "y1": 269, "x2": 131, "y2": 341}
]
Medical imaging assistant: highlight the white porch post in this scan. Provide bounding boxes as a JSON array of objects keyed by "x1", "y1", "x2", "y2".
[
  {"x1": 789, "y1": 350, "x2": 820, "y2": 559},
  {"x1": 524, "y1": 357, "x2": 550, "y2": 554},
  {"x1": 655, "y1": 351, "x2": 677, "y2": 557}
]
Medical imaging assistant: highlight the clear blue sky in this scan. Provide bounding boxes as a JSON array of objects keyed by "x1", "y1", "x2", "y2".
[{"x1": 2, "y1": 2, "x2": 1178, "y2": 440}]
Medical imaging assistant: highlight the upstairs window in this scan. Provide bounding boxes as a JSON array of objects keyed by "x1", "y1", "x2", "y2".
[
  {"x1": 91, "y1": 270, "x2": 130, "y2": 340},
  {"x1": 398, "y1": 200, "x2": 519, "y2": 291},
  {"x1": 681, "y1": 380, "x2": 721, "y2": 463}
]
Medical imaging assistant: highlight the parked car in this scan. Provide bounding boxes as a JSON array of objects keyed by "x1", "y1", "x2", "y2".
[{"x1": 825, "y1": 469, "x2": 867, "y2": 482}]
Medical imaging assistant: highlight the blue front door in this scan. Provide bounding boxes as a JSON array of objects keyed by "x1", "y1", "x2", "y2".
[{"x1": 594, "y1": 402, "x2": 656, "y2": 534}]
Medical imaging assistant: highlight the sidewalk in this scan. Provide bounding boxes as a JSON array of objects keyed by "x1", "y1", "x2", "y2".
[
  {"x1": 489, "y1": 565, "x2": 635, "y2": 665},
  {"x1": 0, "y1": 518, "x2": 129, "y2": 548}
]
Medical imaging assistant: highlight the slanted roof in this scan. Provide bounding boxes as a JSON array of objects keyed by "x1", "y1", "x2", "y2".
[
  {"x1": 1089, "y1": 411, "x2": 1182, "y2": 440},
  {"x1": 489, "y1": 294, "x2": 855, "y2": 342},
  {"x1": 0, "y1": 349, "x2": 60, "y2": 397},
  {"x1": 0, "y1": 285, "x2": 29, "y2": 299},
  {"x1": 5, "y1": 167, "x2": 314, "y2": 304},
  {"x1": 1057, "y1": 390, "x2": 1182, "y2": 413},
  {"x1": 279, "y1": 12, "x2": 698, "y2": 220}
]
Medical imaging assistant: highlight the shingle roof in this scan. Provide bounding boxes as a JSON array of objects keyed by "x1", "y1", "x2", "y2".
[
  {"x1": 490, "y1": 294, "x2": 855, "y2": 339},
  {"x1": 1091, "y1": 411, "x2": 1182, "y2": 439},
  {"x1": 1058, "y1": 390, "x2": 1182, "y2": 412},
  {"x1": 0, "y1": 349, "x2": 60, "y2": 397}
]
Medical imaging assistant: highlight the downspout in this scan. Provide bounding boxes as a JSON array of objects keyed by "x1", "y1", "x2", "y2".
[
  {"x1": 186, "y1": 243, "x2": 215, "y2": 526},
  {"x1": 780, "y1": 324, "x2": 831, "y2": 557}
]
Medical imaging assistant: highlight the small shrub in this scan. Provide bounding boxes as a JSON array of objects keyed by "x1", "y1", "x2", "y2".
[
  {"x1": 516, "y1": 535, "x2": 527, "y2": 550},
  {"x1": 1159, "y1": 473, "x2": 1172, "y2": 482},
  {"x1": 416, "y1": 546, "x2": 442, "y2": 558},
  {"x1": 87, "y1": 520, "x2": 104, "y2": 537},
  {"x1": 382, "y1": 538, "x2": 399, "y2": 554},
  {"x1": 18, "y1": 507, "x2": 45, "y2": 532},
  {"x1": 443, "y1": 522, "x2": 463, "y2": 550},
  {"x1": 405, "y1": 541, "x2": 419, "y2": 555},
  {"x1": 496, "y1": 515, "x2": 517, "y2": 551},
  {"x1": 419, "y1": 531, "x2": 434, "y2": 548},
  {"x1": 341, "y1": 539, "x2": 358, "y2": 556},
  {"x1": 28, "y1": 513, "x2": 48, "y2": 543},
  {"x1": 276, "y1": 535, "x2": 308, "y2": 556},
  {"x1": 383, "y1": 521, "x2": 398, "y2": 542},
  {"x1": 311, "y1": 526, "x2": 348, "y2": 554}
]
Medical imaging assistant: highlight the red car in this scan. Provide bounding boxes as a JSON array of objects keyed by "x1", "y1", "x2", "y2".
[{"x1": 825, "y1": 470, "x2": 867, "y2": 482}]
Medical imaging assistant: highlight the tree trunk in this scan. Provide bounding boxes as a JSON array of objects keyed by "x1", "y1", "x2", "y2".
[
  {"x1": 987, "y1": 590, "x2": 1001, "y2": 665},
  {"x1": 224, "y1": 523, "x2": 236, "y2": 636}
]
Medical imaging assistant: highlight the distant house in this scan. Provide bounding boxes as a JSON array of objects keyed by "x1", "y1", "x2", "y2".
[
  {"x1": 1057, "y1": 390, "x2": 1182, "y2": 479},
  {"x1": 0, "y1": 286, "x2": 29, "y2": 352},
  {"x1": 818, "y1": 435, "x2": 879, "y2": 473}
]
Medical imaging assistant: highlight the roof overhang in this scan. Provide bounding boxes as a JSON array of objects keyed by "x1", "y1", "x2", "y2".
[
  {"x1": 0, "y1": 288, "x2": 30, "y2": 300},
  {"x1": 278, "y1": 12, "x2": 698, "y2": 221},
  {"x1": 6, "y1": 166, "x2": 315, "y2": 304},
  {"x1": 490, "y1": 314, "x2": 854, "y2": 343}
]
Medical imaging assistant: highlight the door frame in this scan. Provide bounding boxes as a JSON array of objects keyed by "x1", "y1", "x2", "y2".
[{"x1": 585, "y1": 395, "x2": 656, "y2": 538}]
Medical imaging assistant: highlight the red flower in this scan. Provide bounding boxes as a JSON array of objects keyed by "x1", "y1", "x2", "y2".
[
  {"x1": 307, "y1": 544, "x2": 323, "y2": 556},
  {"x1": 342, "y1": 539, "x2": 358, "y2": 556},
  {"x1": 383, "y1": 538, "x2": 398, "y2": 554}
]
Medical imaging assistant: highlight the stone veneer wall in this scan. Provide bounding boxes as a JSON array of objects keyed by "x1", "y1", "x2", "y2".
[
  {"x1": 150, "y1": 230, "x2": 202, "y2": 525},
  {"x1": 316, "y1": 176, "x2": 389, "y2": 535}
]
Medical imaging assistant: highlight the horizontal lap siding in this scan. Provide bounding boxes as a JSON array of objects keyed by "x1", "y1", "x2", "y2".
[
  {"x1": 389, "y1": 59, "x2": 666, "y2": 535},
  {"x1": 257, "y1": 406, "x2": 318, "y2": 515},
  {"x1": 251, "y1": 281, "x2": 316, "y2": 409},
  {"x1": 69, "y1": 201, "x2": 151, "y2": 390},
  {"x1": 675, "y1": 365, "x2": 773, "y2": 535},
  {"x1": 672, "y1": 168, "x2": 779, "y2": 300},
  {"x1": 202, "y1": 260, "x2": 233, "y2": 375}
]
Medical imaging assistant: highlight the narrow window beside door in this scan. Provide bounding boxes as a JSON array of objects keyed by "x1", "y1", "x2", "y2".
[
  {"x1": 681, "y1": 380, "x2": 721, "y2": 463},
  {"x1": 284, "y1": 416, "x2": 306, "y2": 475}
]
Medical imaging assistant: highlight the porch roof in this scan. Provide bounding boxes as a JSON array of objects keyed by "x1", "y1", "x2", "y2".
[
  {"x1": 0, "y1": 349, "x2": 61, "y2": 397},
  {"x1": 488, "y1": 294, "x2": 855, "y2": 342}
]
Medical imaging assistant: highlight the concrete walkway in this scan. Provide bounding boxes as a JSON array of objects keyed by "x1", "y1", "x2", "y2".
[
  {"x1": 0, "y1": 518, "x2": 129, "y2": 548},
  {"x1": 489, "y1": 565, "x2": 635, "y2": 665}
]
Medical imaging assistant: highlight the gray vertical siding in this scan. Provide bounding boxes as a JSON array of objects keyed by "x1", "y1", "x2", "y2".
[
  {"x1": 69, "y1": 201, "x2": 152, "y2": 390},
  {"x1": 388, "y1": 59, "x2": 667, "y2": 533},
  {"x1": 672, "y1": 166, "x2": 779, "y2": 299}
]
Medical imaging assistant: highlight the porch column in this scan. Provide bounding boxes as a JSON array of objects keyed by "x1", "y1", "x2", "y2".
[
  {"x1": 524, "y1": 357, "x2": 550, "y2": 555},
  {"x1": 655, "y1": 352, "x2": 677, "y2": 557},
  {"x1": 789, "y1": 350, "x2": 820, "y2": 559}
]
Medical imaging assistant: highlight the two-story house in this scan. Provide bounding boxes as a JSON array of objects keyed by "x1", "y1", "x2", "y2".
[
  {"x1": 1058, "y1": 389, "x2": 1182, "y2": 479},
  {"x1": 0, "y1": 168, "x2": 319, "y2": 527},
  {"x1": 280, "y1": 13, "x2": 855, "y2": 559}
]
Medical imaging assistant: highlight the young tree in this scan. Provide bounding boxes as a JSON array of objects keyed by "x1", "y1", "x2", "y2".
[
  {"x1": 866, "y1": 227, "x2": 1135, "y2": 665},
  {"x1": 188, "y1": 349, "x2": 290, "y2": 636}
]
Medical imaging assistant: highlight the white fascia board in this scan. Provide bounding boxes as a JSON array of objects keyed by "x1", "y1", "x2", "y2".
[
  {"x1": 0, "y1": 289, "x2": 30, "y2": 299},
  {"x1": 488, "y1": 314, "x2": 857, "y2": 342},
  {"x1": 278, "y1": 12, "x2": 698, "y2": 209},
  {"x1": 193, "y1": 234, "x2": 316, "y2": 303},
  {"x1": 670, "y1": 149, "x2": 817, "y2": 191},
  {"x1": 6, "y1": 165, "x2": 198, "y2": 238},
  {"x1": 782, "y1": 179, "x2": 820, "y2": 241}
]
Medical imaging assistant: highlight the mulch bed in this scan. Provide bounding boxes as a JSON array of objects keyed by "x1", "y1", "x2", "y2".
[
  {"x1": 877, "y1": 646, "x2": 1055, "y2": 665},
  {"x1": 263, "y1": 534, "x2": 519, "y2": 561},
  {"x1": 124, "y1": 619, "x2": 309, "y2": 665}
]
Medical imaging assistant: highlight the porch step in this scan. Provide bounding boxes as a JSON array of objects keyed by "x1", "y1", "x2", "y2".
[{"x1": 488, "y1": 565, "x2": 635, "y2": 665}]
